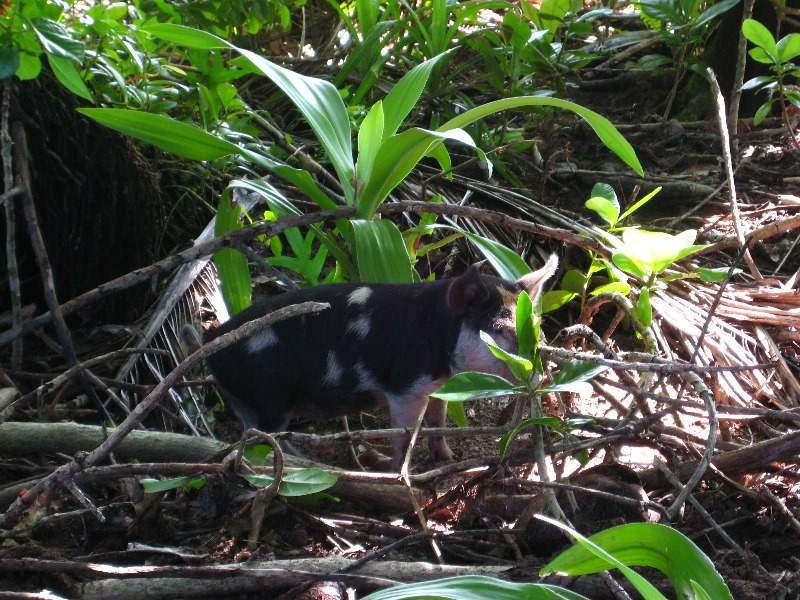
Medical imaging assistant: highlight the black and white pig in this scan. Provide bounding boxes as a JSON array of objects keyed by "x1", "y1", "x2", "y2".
[{"x1": 192, "y1": 255, "x2": 558, "y2": 469}]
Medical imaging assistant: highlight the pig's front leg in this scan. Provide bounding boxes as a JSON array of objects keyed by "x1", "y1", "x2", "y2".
[
  {"x1": 423, "y1": 396, "x2": 453, "y2": 462},
  {"x1": 387, "y1": 393, "x2": 452, "y2": 470}
]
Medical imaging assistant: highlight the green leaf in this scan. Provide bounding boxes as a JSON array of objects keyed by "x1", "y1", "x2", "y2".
[
  {"x1": 590, "y1": 282, "x2": 631, "y2": 295},
  {"x1": 636, "y1": 287, "x2": 652, "y2": 327},
  {"x1": 619, "y1": 228, "x2": 698, "y2": 274},
  {"x1": 356, "y1": 101, "x2": 385, "y2": 187},
  {"x1": 242, "y1": 444, "x2": 273, "y2": 466},
  {"x1": 539, "y1": 360, "x2": 607, "y2": 397},
  {"x1": 447, "y1": 401, "x2": 469, "y2": 427},
  {"x1": 561, "y1": 270, "x2": 588, "y2": 294},
  {"x1": 586, "y1": 196, "x2": 620, "y2": 225},
  {"x1": 542, "y1": 522, "x2": 734, "y2": 600},
  {"x1": 431, "y1": 372, "x2": 518, "y2": 402},
  {"x1": 777, "y1": 32, "x2": 800, "y2": 62},
  {"x1": 144, "y1": 23, "x2": 231, "y2": 49},
  {"x1": 15, "y1": 53, "x2": 42, "y2": 80},
  {"x1": 141, "y1": 476, "x2": 206, "y2": 493},
  {"x1": 47, "y1": 53, "x2": 92, "y2": 101},
  {"x1": 742, "y1": 19, "x2": 778, "y2": 62},
  {"x1": 0, "y1": 46, "x2": 20, "y2": 79},
  {"x1": 145, "y1": 24, "x2": 355, "y2": 202},
  {"x1": 481, "y1": 330, "x2": 533, "y2": 382},
  {"x1": 499, "y1": 417, "x2": 561, "y2": 460},
  {"x1": 612, "y1": 251, "x2": 648, "y2": 279},
  {"x1": 362, "y1": 575, "x2": 592, "y2": 600},
  {"x1": 244, "y1": 468, "x2": 338, "y2": 497},
  {"x1": 213, "y1": 189, "x2": 251, "y2": 314},
  {"x1": 382, "y1": 51, "x2": 450, "y2": 139},
  {"x1": 351, "y1": 219, "x2": 414, "y2": 283},
  {"x1": 516, "y1": 291, "x2": 535, "y2": 359},
  {"x1": 356, "y1": 127, "x2": 479, "y2": 218},
  {"x1": 461, "y1": 232, "x2": 531, "y2": 280},
  {"x1": 698, "y1": 266, "x2": 740, "y2": 282},
  {"x1": 541, "y1": 290, "x2": 577, "y2": 312},
  {"x1": 440, "y1": 97, "x2": 643, "y2": 176},
  {"x1": 30, "y1": 17, "x2": 85, "y2": 62},
  {"x1": 78, "y1": 108, "x2": 241, "y2": 161}
]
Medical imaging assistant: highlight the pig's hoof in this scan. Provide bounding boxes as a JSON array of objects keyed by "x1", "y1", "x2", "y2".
[{"x1": 429, "y1": 441, "x2": 453, "y2": 462}]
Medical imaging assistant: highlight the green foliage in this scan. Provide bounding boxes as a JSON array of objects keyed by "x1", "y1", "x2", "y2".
[
  {"x1": 634, "y1": 0, "x2": 740, "y2": 74},
  {"x1": 362, "y1": 521, "x2": 733, "y2": 600},
  {"x1": 81, "y1": 22, "x2": 641, "y2": 313},
  {"x1": 741, "y1": 18, "x2": 800, "y2": 125},
  {"x1": 141, "y1": 444, "x2": 338, "y2": 498},
  {"x1": 542, "y1": 184, "x2": 708, "y2": 327}
]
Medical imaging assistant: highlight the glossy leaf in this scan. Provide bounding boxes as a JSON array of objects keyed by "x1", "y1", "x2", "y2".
[
  {"x1": 47, "y1": 53, "x2": 92, "y2": 101},
  {"x1": 499, "y1": 417, "x2": 561, "y2": 460},
  {"x1": 213, "y1": 189, "x2": 251, "y2": 314},
  {"x1": 431, "y1": 372, "x2": 518, "y2": 402},
  {"x1": 244, "y1": 468, "x2": 338, "y2": 497},
  {"x1": 441, "y1": 97, "x2": 642, "y2": 177},
  {"x1": 542, "y1": 522, "x2": 733, "y2": 600},
  {"x1": 78, "y1": 108, "x2": 241, "y2": 161},
  {"x1": 363, "y1": 575, "x2": 591, "y2": 600},
  {"x1": 351, "y1": 219, "x2": 414, "y2": 283}
]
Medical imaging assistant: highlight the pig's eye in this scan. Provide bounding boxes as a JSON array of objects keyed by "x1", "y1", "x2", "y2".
[{"x1": 489, "y1": 325, "x2": 507, "y2": 336}]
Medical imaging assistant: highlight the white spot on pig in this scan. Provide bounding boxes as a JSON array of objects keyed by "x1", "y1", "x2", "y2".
[
  {"x1": 246, "y1": 326, "x2": 278, "y2": 354},
  {"x1": 321, "y1": 350, "x2": 344, "y2": 387},
  {"x1": 353, "y1": 360, "x2": 379, "y2": 391},
  {"x1": 345, "y1": 313, "x2": 371, "y2": 339},
  {"x1": 348, "y1": 287, "x2": 373, "y2": 306}
]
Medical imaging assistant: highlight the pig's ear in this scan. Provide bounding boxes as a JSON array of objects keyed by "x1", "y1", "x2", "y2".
[
  {"x1": 518, "y1": 254, "x2": 559, "y2": 298},
  {"x1": 447, "y1": 266, "x2": 486, "y2": 312}
]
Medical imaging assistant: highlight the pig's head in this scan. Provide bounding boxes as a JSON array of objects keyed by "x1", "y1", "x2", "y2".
[{"x1": 448, "y1": 255, "x2": 558, "y2": 380}]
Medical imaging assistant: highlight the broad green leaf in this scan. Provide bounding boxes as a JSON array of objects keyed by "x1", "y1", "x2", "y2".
[
  {"x1": 47, "y1": 53, "x2": 92, "y2": 101},
  {"x1": 145, "y1": 24, "x2": 355, "y2": 201},
  {"x1": 0, "y1": 46, "x2": 20, "y2": 79},
  {"x1": 382, "y1": 51, "x2": 450, "y2": 139},
  {"x1": 238, "y1": 47, "x2": 354, "y2": 201},
  {"x1": 461, "y1": 232, "x2": 530, "y2": 280},
  {"x1": 141, "y1": 476, "x2": 206, "y2": 493},
  {"x1": 214, "y1": 189, "x2": 251, "y2": 314},
  {"x1": 693, "y1": 0, "x2": 740, "y2": 29},
  {"x1": 516, "y1": 291, "x2": 535, "y2": 359},
  {"x1": 612, "y1": 251, "x2": 648, "y2": 279},
  {"x1": 351, "y1": 219, "x2": 414, "y2": 283},
  {"x1": 637, "y1": 287, "x2": 652, "y2": 327},
  {"x1": 561, "y1": 270, "x2": 587, "y2": 294},
  {"x1": 586, "y1": 196, "x2": 620, "y2": 225},
  {"x1": 619, "y1": 228, "x2": 698, "y2": 274},
  {"x1": 243, "y1": 444, "x2": 273, "y2": 466},
  {"x1": 15, "y1": 53, "x2": 42, "y2": 80},
  {"x1": 549, "y1": 360, "x2": 608, "y2": 387},
  {"x1": 542, "y1": 522, "x2": 734, "y2": 600},
  {"x1": 30, "y1": 17, "x2": 85, "y2": 62},
  {"x1": 440, "y1": 97, "x2": 642, "y2": 177},
  {"x1": 742, "y1": 19, "x2": 778, "y2": 62},
  {"x1": 540, "y1": 518, "x2": 669, "y2": 600},
  {"x1": 78, "y1": 108, "x2": 241, "y2": 161},
  {"x1": 431, "y1": 371, "x2": 518, "y2": 402},
  {"x1": 698, "y1": 266, "x2": 740, "y2": 282},
  {"x1": 356, "y1": 127, "x2": 479, "y2": 218},
  {"x1": 356, "y1": 101, "x2": 385, "y2": 186},
  {"x1": 362, "y1": 575, "x2": 591, "y2": 600},
  {"x1": 481, "y1": 330, "x2": 533, "y2": 382},
  {"x1": 499, "y1": 417, "x2": 561, "y2": 460},
  {"x1": 244, "y1": 468, "x2": 338, "y2": 497},
  {"x1": 777, "y1": 33, "x2": 800, "y2": 62},
  {"x1": 541, "y1": 290, "x2": 576, "y2": 312},
  {"x1": 590, "y1": 282, "x2": 631, "y2": 295}
]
